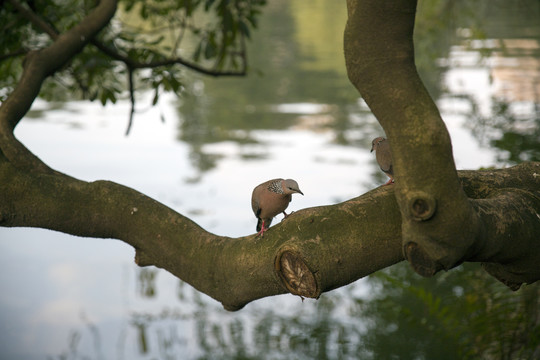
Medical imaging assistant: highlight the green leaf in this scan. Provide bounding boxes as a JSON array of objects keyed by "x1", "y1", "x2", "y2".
[{"x1": 239, "y1": 20, "x2": 250, "y2": 38}]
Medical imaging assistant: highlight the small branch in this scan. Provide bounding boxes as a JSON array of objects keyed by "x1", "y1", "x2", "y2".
[
  {"x1": 0, "y1": 48, "x2": 29, "y2": 62},
  {"x1": 6, "y1": 0, "x2": 59, "y2": 39},
  {"x1": 240, "y1": 31, "x2": 248, "y2": 71},
  {"x1": 171, "y1": 16, "x2": 187, "y2": 55},
  {"x1": 138, "y1": 56, "x2": 247, "y2": 77},
  {"x1": 0, "y1": 0, "x2": 118, "y2": 132},
  {"x1": 125, "y1": 65, "x2": 136, "y2": 136},
  {"x1": 91, "y1": 40, "x2": 246, "y2": 77},
  {"x1": 7, "y1": 0, "x2": 246, "y2": 77},
  {"x1": 0, "y1": 0, "x2": 118, "y2": 174}
]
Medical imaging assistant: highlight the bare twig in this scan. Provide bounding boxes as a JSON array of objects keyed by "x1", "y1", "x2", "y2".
[
  {"x1": 6, "y1": 0, "x2": 59, "y2": 39},
  {"x1": 126, "y1": 66, "x2": 136, "y2": 136},
  {"x1": 0, "y1": 48, "x2": 29, "y2": 62}
]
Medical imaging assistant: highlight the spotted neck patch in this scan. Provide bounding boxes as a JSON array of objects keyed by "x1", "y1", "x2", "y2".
[{"x1": 268, "y1": 179, "x2": 284, "y2": 194}]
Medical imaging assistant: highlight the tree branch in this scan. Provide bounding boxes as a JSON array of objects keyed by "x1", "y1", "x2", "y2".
[
  {"x1": 460, "y1": 165, "x2": 540, "y2": 289},
  {"x1": 91, "y1": 40, "x2": 247, "y2": 77},
  {"x1": 4, "y1": 0, "x2": 117, "y2": 130},
  {"x1": 344, "y1": 0, "x2": 483, "y2": 275},
  {"x1": 0, "y1": 48, "x2": 29, "y2": 62},
  {"x1": 5, "y1": 0, "x2": 246, "y2": 136},
  {"x1": 1, "y1": 151, "x2": 538, "y2": 310},
  {"x1": 0, "y1": 153, "x2": 403, "y2": 310},
  {"x1": 0, "y1": 0, "x2": 117, "y2": 173},
  {"x1": 8, "y1": 0, "x2": 248, "y2": 78},
  {"x1": 126, "y1": 65, "x2": 136, "y2": 135},
  {"x1": 6, "y1": 0, "x2": 59, "y2": 39}
]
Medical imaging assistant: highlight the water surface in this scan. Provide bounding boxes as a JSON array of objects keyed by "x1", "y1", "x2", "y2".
[{"x1": 1, "y1": 0, "x2": 539, "y2": 359}]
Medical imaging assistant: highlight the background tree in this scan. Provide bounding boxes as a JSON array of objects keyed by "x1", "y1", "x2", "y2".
[
  {"x1": 0, "y1": 0, "x2": 264, "y2": 133},
  {"x1": 1, "y1": 0, "x2": 539, "y2": 314}
]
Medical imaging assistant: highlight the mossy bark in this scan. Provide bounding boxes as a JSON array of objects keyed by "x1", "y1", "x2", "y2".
[
  {"x1": 344, "y1": 0, "x2": 540, "y2": 288},
  {"x1": 1, "y1": 153, "x2": 539, "y2": 310},
  {"x1": 1, "y1": 0, "x2": 540, "y2": 311},
  {"x1": 345, "y1": 0, "x2": 480, "y2": 275}
]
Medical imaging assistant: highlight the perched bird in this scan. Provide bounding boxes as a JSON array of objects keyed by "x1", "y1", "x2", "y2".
[
  {"x1": 371, "y1": 137, "x2": 394, "y2": 185},
  {"x1": 251, "y1": 178, "x2": 303, "y2": 236}
]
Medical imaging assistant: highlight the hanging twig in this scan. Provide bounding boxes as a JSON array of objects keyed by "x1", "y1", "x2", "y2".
[{"x1": 125, "y1": 65, "x2": 136, "y2": 136}]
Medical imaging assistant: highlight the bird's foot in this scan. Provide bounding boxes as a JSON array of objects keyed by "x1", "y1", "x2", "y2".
[
  {"x1": 255, "y1": 227, "x2": 268, "y2": 237},
  {"x1": 281, "y1": 211, "x2": 294, "y2": 221}
]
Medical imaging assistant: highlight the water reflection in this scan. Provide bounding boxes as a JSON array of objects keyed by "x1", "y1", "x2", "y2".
[
  {"x1": 177, "y1": 0, "x2": 366, "y2": 177},
  {"x1": 435, "y1": 0, "x2": 540, "y2": 165},
  {"x1": 151, "y1": 0, "x2": 540, "y2": 358},
  {"x1": 49, "y1": 265, "x2": 539, "y2": 359},
  {"x1": 2, "y1": 0, "x2": 540, "y2": 359},
  {"x1": 178, "y1": 0, "x2": 540, "y2": 176}
]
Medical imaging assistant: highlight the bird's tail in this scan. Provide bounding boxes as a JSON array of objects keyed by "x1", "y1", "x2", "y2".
[{"x1": 256, "y1": 218, "x2": 272, "y2": 232}]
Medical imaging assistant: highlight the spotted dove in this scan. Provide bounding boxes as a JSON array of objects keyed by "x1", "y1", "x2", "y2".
[
  {"x1": 251, "y1": 178, "x2": 303, "y2": 236},
  {"x1": 371, "y1": 137, "x2": 394, "y2": 185}
]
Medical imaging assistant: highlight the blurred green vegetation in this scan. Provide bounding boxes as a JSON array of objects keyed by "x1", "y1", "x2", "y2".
[
  {"x1": 177, "y1": 0, "x2": 540, "y2": 172},
  {"x1": 114, "y1": 264, "x2": 539, "y2": 359},
  {"x1": 357, "y1": 263, "x2": 540, "y2": 359},
  {"x1": 0, "y1": 0, "x2": 266, "y2": 105},
  {"x1": 3, "y1": 0, "x2": 538, "y2": 170}
]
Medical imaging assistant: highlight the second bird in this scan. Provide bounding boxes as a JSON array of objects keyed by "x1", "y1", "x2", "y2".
[
  {"x1": 251, "y1": 178, "x2": 303, "y2": 236},
  {"x1": 371, "y1": 137, "x2": 394, "y2": 185}
]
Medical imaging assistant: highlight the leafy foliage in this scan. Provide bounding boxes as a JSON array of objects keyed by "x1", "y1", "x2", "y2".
[
  {"x1": 0, "y1": 0, "x2": 266, "y2": 105},
  {"x1": 355, "y1": 263, "x2": 540, "y2": 359}
]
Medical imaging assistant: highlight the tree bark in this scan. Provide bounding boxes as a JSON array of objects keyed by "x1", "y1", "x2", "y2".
[
  {"x1": 1, "y1": 150, "x2": 539, "y2": 309},
  {"x1": 344, "y1": 0, "x2": 540, "y2": 287},
  {"x1": 0, "y1": 158, "x2": 404, "y2": 310},
  {"x1": 1, "y1": 0, "x2": 539, "y2": 313}
]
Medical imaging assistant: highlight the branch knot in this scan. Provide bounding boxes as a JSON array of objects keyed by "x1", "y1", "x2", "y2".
[
  {"x1": 407, "y1": 191, "x2": 436, "y2": 221},
  {"x1": 404, "y1": 241, "x2": 443, "y2": 277},
  {"x1": 274, "y1": 246, "x2": 319, "y2": 299}
]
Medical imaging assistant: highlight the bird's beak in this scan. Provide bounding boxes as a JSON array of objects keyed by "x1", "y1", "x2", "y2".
[
  {"x1": 370, "y1": 146, "x2": 374, "y2": 153},
  {"x1": 297, "y1": 190, "x2": 304, "y2": 195}
]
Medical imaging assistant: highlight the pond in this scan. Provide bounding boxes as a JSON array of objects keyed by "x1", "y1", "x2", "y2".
[{"x1": 1, "y1": 0, "x2": 539, "y2": 359}]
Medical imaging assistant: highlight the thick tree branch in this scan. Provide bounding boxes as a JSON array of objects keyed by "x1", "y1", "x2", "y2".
[
  {"x1": 0, "y1": 0, "x2": 117, "y2": 175},
  {"x1": 460, "y1": 166, "x2": 540, "y2": 289},
  {"x1": 344, "y1": 0, "x2": 483, "y2": 275},
  {"x1": 1, "y1": 154, "x2": 539, "y2": 310},
  {"x1": 0, "y1": 153, "x2": 404, "y2": 310},
  {"x1": 2, "y1": 0, "x2": 117, "y2": 132}
]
